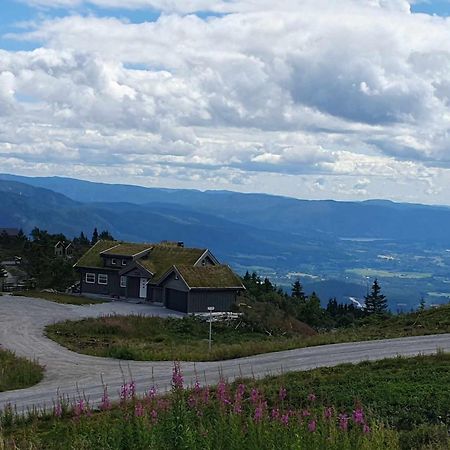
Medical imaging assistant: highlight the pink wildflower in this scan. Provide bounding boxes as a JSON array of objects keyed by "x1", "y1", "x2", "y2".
[
  {"x1": 363, "y1": 424, "x2": 371, "y2": 434},
  {"x1": 324, "y1": 407, "x2": 333, "y2": 420},
  {"x1": 172, "y1": 362, "x2": 184, "y2": 390},
  {"x1": 217, "y1": 379, "x2": 229, "y2": 405},
  {"x1": 308, "y1": 419, "x2": 317, "y2": 432},
  {"x1": 353, "y1": 408, "x2": 365, "y2": 425},
  {"x1": 54, "y1": 402, "x2": 62, "y2": 418},
  {"x1": 120, "y1": 382, "x2": 135, "y2": 402},
  {"x1": 74, "y1": 399, "x2": 86, "y2": 418},
  {"x1": 302, "y1": 409, "x2": 311, "y2": 417},
  {"x1": 135, "y1": 403, "x2": 144, "y2": 417},
  {"x1": 150, "y1": 409, "x2": 158, "y2": 423},
  {"x1": 307, "y1": 393, "x2": 316, "y2": 402},
  {"x1": 271, "y1": 408, "x2": 280, "y2": 420},
  {"x1": 233, "y1": 402, "x2": 243, "y2": 415},
  {"x1": 100, "y1": 387, "x2": 111, "y2": 411},
  {"x1": 194, "y1": 380, "x2": 201, "y2": 394},
  {"x1": 279, "y1": 387, "x2": 287, "y2": 401},
  {"x1": 339, "y1": 413, "x2": 349, "y2": 431},
  {"x1": 253, "y1": 405, "x2": 264, "y2": 423},
  {"x1": 237, "y1": 384, "x2": 246, "y2": 397},
  {"x1": 250, "y1": 388, "x2": 260, "y2": 405},
  {"x1": 281, "y1": 413, "x2": 290, "y2": 426},
  {"x1": 147, "y1": 386, "x2": 157, "y2": 400}
]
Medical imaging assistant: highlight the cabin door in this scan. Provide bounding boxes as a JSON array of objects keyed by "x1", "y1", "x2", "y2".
[{"x1": 139, "y1": 278, "x2": 148, "y2": 299}]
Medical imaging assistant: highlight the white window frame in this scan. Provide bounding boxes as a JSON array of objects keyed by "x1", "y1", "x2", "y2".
[
  {"x1": 120, "y1": 276, "x2": 127, "y2": 288},
  {"x1": 98, "y1": 274, "x2": 108, "y2": 285},
  {"x1": 122, "y1": 259, "x2": 127, "y2": 266},
  {"x1": 85, "y1": 273, "x2": 96, "y2": 284},
  {"x1": 111, "y1": 258, "x2": 117, "y2": 265}
]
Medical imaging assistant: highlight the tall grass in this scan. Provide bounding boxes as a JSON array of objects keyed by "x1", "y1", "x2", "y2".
[
  {"x1": 0, "y1": 363, "x2": 400, "y2": 450},
  {"x1": 46, "y1": 303, "x2": 450, "y2": 362},
  {"x1": 0, "y1": 348, "x2": 43, "y2": 392}
]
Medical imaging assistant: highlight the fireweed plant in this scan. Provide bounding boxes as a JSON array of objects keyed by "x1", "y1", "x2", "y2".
[{"x1": 0, "y1": 362, "x2": 400, "y2": 450}]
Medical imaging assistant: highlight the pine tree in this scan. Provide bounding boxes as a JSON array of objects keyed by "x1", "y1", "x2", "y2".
[
  {"x1": 99, "y1": 230, "x2": 114, "y2": 241},
  {"x1": 91, "y1": 228, "x2": 99, "y2": 245},
  {"x1": 291, "y1": 279, "x2": 306, "y2": 301},
  {"x1": 364, "y1": 279, "x2": 387, "y2": 314}
]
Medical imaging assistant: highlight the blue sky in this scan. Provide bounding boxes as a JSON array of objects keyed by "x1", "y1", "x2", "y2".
[
  {"x1": 1, "y1": 0, "x2": 450, "y2": 205},
  {"x1": 411, "y1": 0, "x2": 450, "y2": 16}
]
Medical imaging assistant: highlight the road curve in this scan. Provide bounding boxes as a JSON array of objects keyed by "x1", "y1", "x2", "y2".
[{"x1": 1, "y1": 294, "x2": 449, "y2": 413}]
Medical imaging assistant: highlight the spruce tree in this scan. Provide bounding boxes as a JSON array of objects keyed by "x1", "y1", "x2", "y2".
[
  {"x1": 91, "y1": 228, "x2": 99, "y2": 245},
  {"x1": 291, "y1": 279, "x2": 306, "y2": 302},
  {"x1": 364, "y1": 279, "x2": 387, "y2": 314}
]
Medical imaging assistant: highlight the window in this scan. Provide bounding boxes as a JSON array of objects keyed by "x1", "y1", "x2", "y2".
[
  {"x1": 111, "y1": 258, "x2": 117, "y2": 265},
  {"x1": 202, "y1": 259, "x2": 206, "y2": 266},
  {"x1": 122, "y1": 259, "x2": 127, "y2": 266},
  {"x1": 85, "y1": 273, "x2": 95, "y2": 284},
  {"x1": 98, "y1": 274, "x2": 108, "y2": 285},
  {"x1": 120, "y1": 276, "x2": 127, "y2": 288}
]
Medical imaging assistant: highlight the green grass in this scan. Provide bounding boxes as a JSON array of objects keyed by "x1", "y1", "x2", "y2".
[
  {"x1": 1, "y1": 354, "x2": 448, "y2": 449},
  {"x1": 0, "y1": 348, "x2": 44, "y2": 392},
  {"x1": 12, "y1": 291, "x2": 107, "y2": 305},
  {"x1": 45, "y1": 304, "x2": 450, "y2": 362},
  {"x1": 247, "y1": 353, "x2": 450, "y2": 449}
]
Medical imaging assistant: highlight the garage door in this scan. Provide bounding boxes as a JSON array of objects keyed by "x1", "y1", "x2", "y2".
[{"x1": 166, "y1": 288, "x2": 188, "y2": 313}]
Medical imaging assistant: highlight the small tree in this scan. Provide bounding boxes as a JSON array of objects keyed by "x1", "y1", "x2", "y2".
[
  {"x1": 99, "y1": 230, "x2": 114, "y2": 241},
  {"x1": 419, "y1": 297, "x2": 426, "y2": 311},
  {"x1": 291, "y1": 279, "x2": 306, "y2": 302},
  {"x1": 364, "y1": 279, "x2": 388, "y2": 314},
  {"x1": 91, "y1": 228, "x2": 99, "y2": 245}
]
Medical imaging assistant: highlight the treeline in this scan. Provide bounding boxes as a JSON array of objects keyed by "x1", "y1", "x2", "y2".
[
  {"x1": 0, "y1": 227, "x2": 114, "y2": 290},
  {"x1": 237, "y1": 271, "x2": 387, "y2": 333}
]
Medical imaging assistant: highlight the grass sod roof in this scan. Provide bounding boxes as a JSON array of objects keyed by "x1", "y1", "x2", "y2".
[
  {"x1": 100, "y1": 243, "x2": 153, "y2": 257},
  {"x1": 73, "y1": 240, "x2": 119, "y2": 268},
  {"x1": 175, "y1": 264, "x2": 245, "y2": 289},
  {"x1": 139, "y1": 245, "x2": 206, "y2": 282}
]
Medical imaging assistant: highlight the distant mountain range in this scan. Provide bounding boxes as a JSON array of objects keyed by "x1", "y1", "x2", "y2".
[
  {"x1": 2, "y1": 173, "x2": 450, "y2": 243},
  {"x1": 1, "y1": 173, "x2": 449, "y2": 308}
]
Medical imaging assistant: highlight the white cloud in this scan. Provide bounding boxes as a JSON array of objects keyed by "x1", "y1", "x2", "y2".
[{"x1": 1, "y1": 0, "x2": 450, "y2": 204}]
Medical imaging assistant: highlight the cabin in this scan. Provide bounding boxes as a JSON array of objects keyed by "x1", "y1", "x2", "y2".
[
  {"x1": 54, "y1": 241, "x2": 73, "y2": 259},
  {"x1": 74, "y1": 240, "x2": 245, "y2": 313}
]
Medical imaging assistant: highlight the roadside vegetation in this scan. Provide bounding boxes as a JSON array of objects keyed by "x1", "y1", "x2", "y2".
[
  {"x1": 0, "y1": 348, "x2": 43, "y2": 392},
  {"x1": 12, "y1": 290, "x2": 106, "y2": 305},
  {"x1": 45, "y1": 301, "x2": 449, "y2": 362},
  {"x1": 1, "y1": 354, "x2": 448, "y2": 450}
]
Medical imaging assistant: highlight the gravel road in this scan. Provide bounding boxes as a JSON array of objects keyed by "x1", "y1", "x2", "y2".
[{"x1": 1, "y1": 294, "x2": 449, "y2": 413}]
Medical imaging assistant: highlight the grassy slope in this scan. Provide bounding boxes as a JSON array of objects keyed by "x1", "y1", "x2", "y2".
[
  {"x1": 0, "y1": 348, "x2": 44, "y2": 392},
  {"x1": 248, "y1": 353, "x2": 450, "y2": 449},
  {"x1": 45, "y1": 304, "x2": 450, "y2": 361},
  {"x1": 12, "y1": 291, "x2": 106, "y2": 305},
  {"x1": 1, "y1": 354, "x2": 448, "y2": 450}
]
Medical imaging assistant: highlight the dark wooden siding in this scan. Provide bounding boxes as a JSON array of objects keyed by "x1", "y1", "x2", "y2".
[
  {"x1": 147, "y1": 286, "x2": 163, "y2": 302},
  {"x1": 188, "y1": 290, "x2": 237, "y2": 313},
  {"x1": 166, "y1": 288, "x2": 188, "y2": 313},
  {"x1": 79, "y1": 269, "x2": 120, "y2": 296}
]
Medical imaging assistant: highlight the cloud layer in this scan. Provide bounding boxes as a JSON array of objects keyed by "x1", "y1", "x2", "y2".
[{"x1": 1, "y1": 0, "x2": 450, "y2": 203}]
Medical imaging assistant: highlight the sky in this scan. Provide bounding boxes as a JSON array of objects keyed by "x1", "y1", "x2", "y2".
[{"x1": 1, "y1": 1, "x2": 450, "y2": 205}]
